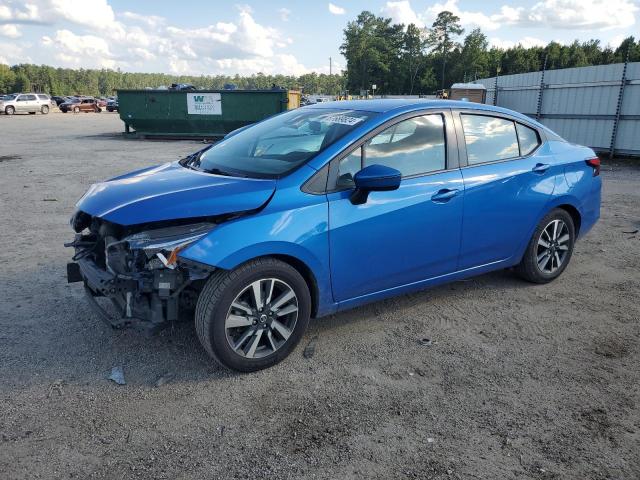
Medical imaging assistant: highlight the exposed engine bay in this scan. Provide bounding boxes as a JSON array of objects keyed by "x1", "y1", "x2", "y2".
[{"x1": 66, "y1": 210, "x2": 216, "y2": 332}]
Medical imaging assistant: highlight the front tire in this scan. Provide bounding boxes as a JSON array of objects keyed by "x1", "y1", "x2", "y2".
[
  {"x1": 5, "y1": 106, "x2": 15, "y2": 115},
  {"x1": 73, "y1": 106, "x2": 80, "y2": 113},
  {"x1": 516, "y1": 208, "x2": 575, "y2": 283},
  {"x1": 195, "y1": 258, "x2": 311, "y2": 372}
]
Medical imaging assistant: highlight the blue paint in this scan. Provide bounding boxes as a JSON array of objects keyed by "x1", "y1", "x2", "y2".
[{"x1": 74, "y1": 100, "x2": 601, "y2": 317}]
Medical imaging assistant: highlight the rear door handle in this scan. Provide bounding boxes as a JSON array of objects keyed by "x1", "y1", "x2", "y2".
[
  {"x1": 532, "y1": 163, "x2": 550, "y2": 173},
  {"x1": 431, "y1": 188, "x2": 459, "y2": 202}
]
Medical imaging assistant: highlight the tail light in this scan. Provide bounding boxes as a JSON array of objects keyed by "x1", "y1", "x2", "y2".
[{"x1": 585, "y1": 157, "x2": 600, "y2": 177}]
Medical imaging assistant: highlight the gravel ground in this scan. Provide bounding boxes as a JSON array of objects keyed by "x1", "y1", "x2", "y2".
[{"x1": 1, "y1": 112, "x2": 639, "y2": 480}]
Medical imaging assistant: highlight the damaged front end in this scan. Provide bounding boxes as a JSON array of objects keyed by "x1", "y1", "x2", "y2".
[{"x1": 66, "y1": 210, "x2": 214, "y2": 333}]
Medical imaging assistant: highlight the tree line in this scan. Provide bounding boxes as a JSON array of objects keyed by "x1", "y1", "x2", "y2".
[
  {"x1": 341, "y1": 10, "x2": 640, "y2": 95},
  {"x1": 0, "y1": 63, "x2": 345, "y2": 97},
  {"x1": 1, "y1": 8, "x2": 639, "y2": 97}
]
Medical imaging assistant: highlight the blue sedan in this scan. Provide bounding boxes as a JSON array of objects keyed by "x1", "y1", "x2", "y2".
[{"x1": 67, "y1": 100, "x2": 601, "y2": 371}]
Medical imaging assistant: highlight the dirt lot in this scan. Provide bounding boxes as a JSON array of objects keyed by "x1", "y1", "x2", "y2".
[{"x1": 0, "y1": 112, "x2": 638, "y2": 479}]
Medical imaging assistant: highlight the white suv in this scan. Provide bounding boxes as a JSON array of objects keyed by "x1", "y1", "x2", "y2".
[{"x1": 0, "y1": 93, "x2": 52, "y2": 115}]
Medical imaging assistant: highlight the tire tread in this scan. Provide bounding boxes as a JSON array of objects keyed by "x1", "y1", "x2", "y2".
[
  {"x1": 194, "y1": 257, "x2": 310, "y2": 371},
  {"x1": 516, "y1": 208, "x2": 575, "y2": 284}
]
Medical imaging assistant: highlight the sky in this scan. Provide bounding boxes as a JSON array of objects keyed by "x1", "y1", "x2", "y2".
[{"x1": 0, "y1": 0, "x2": 638, "y2": 76}]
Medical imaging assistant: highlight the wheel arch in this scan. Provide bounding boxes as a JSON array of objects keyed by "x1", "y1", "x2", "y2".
[
  {"x1": 555, "y1": 203, "x2": 582, "y2": 236},
  {"x1": 513, "y1": 197, "x2": 583, "y2": 265},
  {"x1": 269, "y1": 254, "x2": 320, "y2": 318},
  {"x1": 181, "y1": 242, "x2": 332, "y2": 318}
]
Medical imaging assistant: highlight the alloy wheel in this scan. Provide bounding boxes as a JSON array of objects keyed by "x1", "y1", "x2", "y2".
[
  {"x1": 536, "y1": 219, "x2": 570, "y2": 274},
  {"x1": 224, "y1": 278, "x2": 299, "y2": 359}
]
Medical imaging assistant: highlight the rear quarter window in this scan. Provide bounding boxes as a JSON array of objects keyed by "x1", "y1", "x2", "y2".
[{"x1": 516, "y1": 123, "x2": 541, "y2": 156}]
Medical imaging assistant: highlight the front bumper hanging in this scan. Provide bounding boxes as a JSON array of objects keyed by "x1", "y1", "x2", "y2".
[{"x1": 67, "y1": 256, "x2": 199, "y2": 334}]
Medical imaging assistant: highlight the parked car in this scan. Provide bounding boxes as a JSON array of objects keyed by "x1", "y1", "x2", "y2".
[
  {"x1": 52, "y1": 96, "x2": 67, "y2": 106},
  {"x1": 0, "y1": 93, "x2": 52, "y2": 115},
  {"x1": 66, "y1": 100, "x2": 601, "y2": 372},
  {"x1": 59, "y1": 98, "x2": 102, "y2": 113},
  {"x1": 169, "y1": 83, "x2": 196, "y2": 91},
  {"x1": 106, "y1": 98, "x2": 118, "y2": 112}
]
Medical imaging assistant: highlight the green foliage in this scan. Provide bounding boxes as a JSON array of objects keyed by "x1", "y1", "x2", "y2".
[
  {"x1": 428, "y1": 11, "x2": 464, "y2": 89},
  {"x1": 0, "y1": 63, "x2": 346, "y2": 96},
  {"x1": 340, "y1": 10, "x2": 640, "y2": 94}
]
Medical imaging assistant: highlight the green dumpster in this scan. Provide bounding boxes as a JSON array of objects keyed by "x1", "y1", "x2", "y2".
[{"x1": 117, "y1": 89, "x2": 301, "y2": 139}]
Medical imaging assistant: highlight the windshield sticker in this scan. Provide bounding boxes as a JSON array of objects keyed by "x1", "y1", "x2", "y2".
[{"x1": 323, "y1": 114, "x2": 364, "y2": 126}]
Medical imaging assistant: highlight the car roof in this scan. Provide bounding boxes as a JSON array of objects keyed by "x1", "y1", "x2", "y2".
[{"x1": 305, "y1": 99, "x2": 546, "y2": 130}]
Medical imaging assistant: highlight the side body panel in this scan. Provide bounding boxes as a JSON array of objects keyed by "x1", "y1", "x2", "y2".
[
  {"x1": 457, "y1": 142, "x2": 559, "y2": 268},
  {"x1": 452, "y1": 111, "x2": 559, "y2": 269},
  {"x1": 328, "y1": 170, "x2": 464, "y2": 302},
  {"x1": 178, "y1": 102, "x2": 601, "y2": 318},
  {"x1": 546, "y1": 140, "x2": 602, "y2": 238}
]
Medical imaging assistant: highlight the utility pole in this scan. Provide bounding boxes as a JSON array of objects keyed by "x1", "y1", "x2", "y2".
[{"x1": 329, "y1": 57, "x2": 332, "y2": 76}]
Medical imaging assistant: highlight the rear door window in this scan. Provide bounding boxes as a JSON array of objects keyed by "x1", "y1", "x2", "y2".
[{"x1": 461, "y1": 114, "x2": 519, "y2": 165}]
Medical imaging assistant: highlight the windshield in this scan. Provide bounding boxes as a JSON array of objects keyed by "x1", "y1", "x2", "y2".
[
  {"x1": 192, "y1": 108, "x2": 377, "y2": 178},
  {"x1": 2, "y1": 94, "x2": 16, "y2": 101}
]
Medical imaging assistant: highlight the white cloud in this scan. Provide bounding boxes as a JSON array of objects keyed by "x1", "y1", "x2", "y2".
[
  {"x1": 0, "y1": 0, "x2": 114, "y2": 27},
  {"x1": 0, "y1": 1, "x2": 342, "y2": 75},
  {"x1": 489, "y1": 36, "x2": 547, "y2": 49},
  {"x1": 41, "y1": 29, "x2": 115, "y2": 68},
  {"x1": 0, "y1": 24, "x2": 21, "y2": 38},
  {"x1": 0, "y1": 40, "x2": 29, "y2": 65},
  {"x1": 381, "y1": 1, "x2": 424, "y2": 27},
  {"x1": 121, "y1": 11, "x2": 166, "y2": 28},
  {"x1": 278, "y1": 7, "x2": 291, "y2": 21},
  {"x1": 426, "y1": 0, "x2": 502, "y2": 31},
  {"x1": 0, "y1": 5, "x2": 12, "y2": 21},
  {"x1": 387, "y1": 0, "x2": 638, "y2": 33},
  {"x1": 607, "y1": 34, "x2": 627, "y2": 48},
  {"x1": 522, "y1": 0, "x2": 637, "y2": 30},
  {"x1": 328, "y1": 3, "x2": 346, "y2": 15}
]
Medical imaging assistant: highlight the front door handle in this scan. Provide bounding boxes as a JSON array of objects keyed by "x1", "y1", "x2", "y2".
[
  {"x1": 431, "y1": 188, "x2": 459, "y2": 202},
  {"x1": 532, "y1": 163, "x2": 550, "y2": 173}
]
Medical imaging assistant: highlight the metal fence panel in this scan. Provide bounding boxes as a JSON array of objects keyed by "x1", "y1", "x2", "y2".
[{"x1": 477, "y1": 61, "x2": 640, "y2": 156}]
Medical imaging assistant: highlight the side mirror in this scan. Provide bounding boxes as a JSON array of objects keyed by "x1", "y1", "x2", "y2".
[{"x1": 350, "y1": 164, "x2": 401, "y2": 205}]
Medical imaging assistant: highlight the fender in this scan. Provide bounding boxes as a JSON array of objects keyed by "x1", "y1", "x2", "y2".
[{"x1": 179, "y1": 197, "x2": 336, "y2": 316}]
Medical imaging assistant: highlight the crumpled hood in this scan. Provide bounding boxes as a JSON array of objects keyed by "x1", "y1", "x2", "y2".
[{"x1": 76, "y1": 162, "x2": 276, "y2": 226}]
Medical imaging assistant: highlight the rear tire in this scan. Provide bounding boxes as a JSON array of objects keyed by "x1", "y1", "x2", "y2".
[
  {"x1": 73, "y1": 106, "x2": 80, "y2": 113},
  {"x1": 195, "y1": 258, "x2": 311, "y2": 372},
  {"x1": 41, "y1": 105, "x2": 49, "y2": 114},
  {"x1": 516, "y1": 208, "x2": 575, "y2": 284}
]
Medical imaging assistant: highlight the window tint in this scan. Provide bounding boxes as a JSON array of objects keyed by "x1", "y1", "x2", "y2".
[
  {"x1": 37, "y1": 94, "x2": 48, "y2": 100},
  {"x1": 364, "y1": 115, "x2": 446, "y2": 177},
  {"x1": 25, "y1": 95, "x2": 36, "y2": 100},
  {"x1": 516, "y1": 123, "x2": 540, "y2": 156},
  {"x1": 336, "y1": 147, "x2": 362, "y2": 188},
  {"x1": 461, "y1": 114, "x2": 519, "y2": 165}
]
